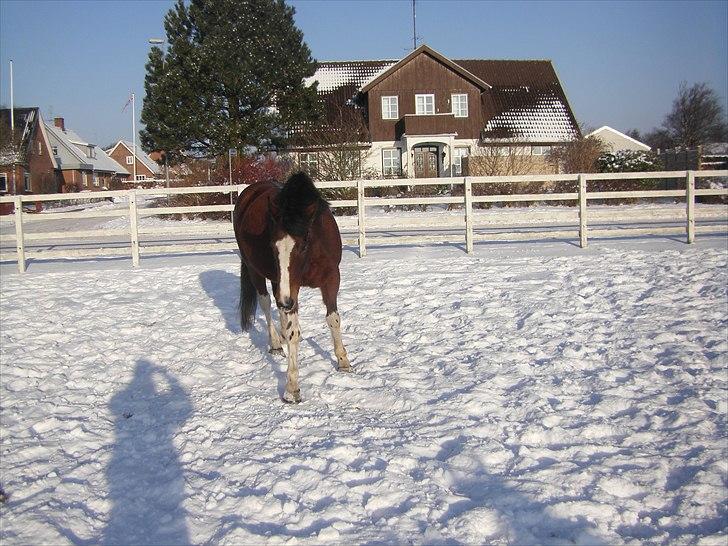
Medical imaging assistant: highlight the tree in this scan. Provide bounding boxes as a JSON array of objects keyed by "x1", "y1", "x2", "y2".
[
  {"x1": 548, "y1": 135, "x2": 606, "y2": 173},
  {"x1": 663, "y1": 82, "x2": 727, "y2": 148},
  {"x1": 141, "y1": 0, "x2": 320, "y2": 162}
]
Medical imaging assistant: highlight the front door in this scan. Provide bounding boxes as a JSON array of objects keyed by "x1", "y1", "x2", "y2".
[{"x1": 413, "y1": 146, "x2": 439, "y2": 178}]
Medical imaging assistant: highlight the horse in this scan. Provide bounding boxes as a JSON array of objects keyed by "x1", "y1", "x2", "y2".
[{"x1": 233, "y1": 171, "x2": 351, "y2": 403}]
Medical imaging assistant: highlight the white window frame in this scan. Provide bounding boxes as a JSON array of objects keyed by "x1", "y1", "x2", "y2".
[
  {"x1": 532, "y1": 145, "x2": 552, "y2": 156},
  {"x1": 452, "y1": 146, "x2": 470, "y2": 175},
  {"x1": 0, "y1": 173, "x2": 8, "y2": 192},
  {"x1": 52, "y1": 146, "x2": 58, "y2": 156},
  {"x1": 93, "y1": 173, "x2": 100, "y2": 187},
  {"x1": 451, "y1": 94, "x2": 468, "y2": 118},
  {"x1": 382, "y1": 148, "x2": 401, "y2": 177},
  {"x1": 135, "y1": 174, "x2": 147, "y2": 181},
  {"x1": 125, "y1": 156, "x2": 134, "y2": 165},
  {"x1": 82, "y1": 173, "x2": 88, "y2": 187},
  {"x1": 24, "y1": 173, "x2": 31, "y2": 192},
  {"x1": 299, "y1": 152, "x2": 319, "y2": 175},
  {"x1": 381, "y1": 96, "x2": 399, "y2": 120},
  {"x1": 415, "y1": 94, "x2": 435, "y2": 115}
]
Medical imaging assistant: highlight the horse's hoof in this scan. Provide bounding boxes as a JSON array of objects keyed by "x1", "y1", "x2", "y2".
[
  {"x1": 269, "y1": 348, "x2": 285, "y2": 357},
  {"x1": 282, "y1": 390, "x2": 302, "y2": 404},
  {"x1": 338, "y1": 364, "x2": 352, "y2": 373}
]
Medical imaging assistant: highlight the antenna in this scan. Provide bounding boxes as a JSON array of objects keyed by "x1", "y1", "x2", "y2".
[{"x1": 412, "y1": 0, "x2": 418, "y2": 50}]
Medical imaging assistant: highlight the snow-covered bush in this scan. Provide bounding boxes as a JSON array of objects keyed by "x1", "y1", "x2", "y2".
[{"x1": 598, "y1": 150, "x2": 663, "y2": 173}]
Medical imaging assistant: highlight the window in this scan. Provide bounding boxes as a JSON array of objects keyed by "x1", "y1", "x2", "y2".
[
  {"x1": 415, "y1": 94, "x2": 435, "y2": 115},
  {"x1": 93, "y1": 173, "x2": 100, "y2": 187},
  {"x1": 452, "y1": 147, "x2": 469, "y2": 175},
  {"x1": 532, "y1": 145, "x2": 552, "y2": 156},
  {"x1": 82, "y1": 173, "x2": 88, "y2": 187},
  {"x1": 0, "y1": 173, "x2": 7, "y2": 192},
  {"x1": 299, "y1": 152, "x2": 319, "y2": 175},
  {"x1": 381, "y1": 96, "x2": 399, "y2": 120},
  {"x1": 135, "y1": 174, "x2": 147, "y2": 181},
  {"x1": 382, "y1": 148, "x2": 401, "y2": 177},
  {"x1": 125, "y1": 156, "x2": 134, "y2": 165},
  {"x1": 87, "y1": 146, "x2": 96, "y2": 159},
  {"x1": 38, "y1": 142, "x2": 42, "y2": 155},
  {"x1": 24, "y1": 173, "x2": 31, "y2": 192},
  {"x1": 52, "y1": 146, "x2": 58, "y2": 156},
  {"x1": 452, "y1": 94, "x2": 468, "y2": 118}
]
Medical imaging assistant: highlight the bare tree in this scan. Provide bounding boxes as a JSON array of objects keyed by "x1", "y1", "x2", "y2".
[
  {"x1": 467, "y1": 142, "x2": 535, "y2": 176},
  {"x1": 663, "y1": 82, "x2": 727, "y2": 148},
  {"x1": 548, "y1": 135, "x2": 606, "y2": 174}
]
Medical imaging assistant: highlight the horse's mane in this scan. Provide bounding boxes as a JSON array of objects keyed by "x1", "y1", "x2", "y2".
[{"x1": 276, "y1": 172, "x2": 329, "y2": 237}]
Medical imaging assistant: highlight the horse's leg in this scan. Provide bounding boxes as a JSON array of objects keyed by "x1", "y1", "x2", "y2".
[
  {"x1": 321, "y1": 274, "x2": 351, "y2": 372},
  {"x1": 280, "y1": 309, "x2": 302, "y2": 403},
  {"x1": 259, "y1": 293, "x2": 284, "y2": 355},
  {"x1": 249, "y1": 270, "x2": 283, "y2": 354}
]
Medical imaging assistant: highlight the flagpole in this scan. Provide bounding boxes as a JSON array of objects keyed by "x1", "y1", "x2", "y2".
[{"x1": 131, "y1": 93, "x2": 137, "y2": 182}]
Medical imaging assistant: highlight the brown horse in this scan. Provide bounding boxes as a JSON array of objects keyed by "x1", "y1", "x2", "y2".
[{"x1": 233, "y1": 172, "x2": 350, "y2": 403}]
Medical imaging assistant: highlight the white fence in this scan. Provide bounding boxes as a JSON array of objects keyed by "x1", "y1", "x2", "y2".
[{"x1": 0, "y1": 170, "x2": 726, "y2": 273}]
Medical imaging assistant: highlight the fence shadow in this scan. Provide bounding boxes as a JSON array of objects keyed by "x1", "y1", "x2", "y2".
[
  {"x1": 199, "y1": 269, "x2": 241, "y2": 334},
  {"x1": 104, "y1": 360, "x2": 193, "y2": 546}
]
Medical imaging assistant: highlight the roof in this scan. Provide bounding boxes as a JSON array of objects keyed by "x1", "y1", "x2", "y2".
[
  {"x1": 305, "y1": 46, "x2": 580, "y2": 143},
  {"x1": 359, "y1": 45, "x2": 491, "y2": 93},
  {"x1": 46, "y1": 124, "x2": 129, "y2": 174},
  {"x1": 107, "y1": 141, "x2": 162, "y2": 175},
  {"x1": 0, "y1": 108, "x2": 41, "y2": 165},
  {"x1": 585, "y1": 126, "x2": 651, "y2": 151}
]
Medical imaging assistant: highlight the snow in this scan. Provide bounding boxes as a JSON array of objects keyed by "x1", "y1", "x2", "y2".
[{"x1": 1, "y1": 230, "x2": 727, "y2": 544}]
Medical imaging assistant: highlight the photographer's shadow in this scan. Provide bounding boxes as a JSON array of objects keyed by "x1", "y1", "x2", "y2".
[{"x1": 104, "y1": 360, "x2": 193, "y2": 546}]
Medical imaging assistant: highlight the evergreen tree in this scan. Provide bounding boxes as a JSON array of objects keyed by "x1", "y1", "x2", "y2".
[{"x1": 141, "y1": 0, "x2": 319, "y2": 161}]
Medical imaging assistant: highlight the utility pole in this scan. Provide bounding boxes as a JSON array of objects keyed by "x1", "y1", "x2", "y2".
[{"x1": 412, "y1": 0, "x2": 417, "y2": 50}]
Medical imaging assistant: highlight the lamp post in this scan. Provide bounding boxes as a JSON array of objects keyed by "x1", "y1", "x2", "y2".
[{"x1": 148, "y1": 38, "x2": 170, "y2": 202}]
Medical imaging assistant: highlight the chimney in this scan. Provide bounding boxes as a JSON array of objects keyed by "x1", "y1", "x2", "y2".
[{"x1": 54, "y1": 117, "x2": 65, "y2": 131}]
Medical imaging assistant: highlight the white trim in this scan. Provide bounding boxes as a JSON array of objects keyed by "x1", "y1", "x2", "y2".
[
  {"x1": 451, "y1": 93, "x2": 468, "y2": 118},
  {"x1": 415, "y1": 94, "x2": 435, "y2": 115},
  {"x1": 381, "y1": 95, "x2": 399, "y2": 120}
]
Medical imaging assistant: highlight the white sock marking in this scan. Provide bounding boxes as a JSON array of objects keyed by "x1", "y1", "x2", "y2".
[{"x1": 275, "y1": 235, "x2": 295, "y2": 303}]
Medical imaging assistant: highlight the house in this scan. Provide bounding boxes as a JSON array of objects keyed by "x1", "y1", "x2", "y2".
[
  {"x1": 0, "y1": 107, "x2": 57, "y2": 196},
  {"x1": 46, "y1": 118, "x2": 129, "y2": 191},
  {"x1": 586, "y1": 126, "x2": 651, "y2": 153},
  {"x1": 291, "y1": 44, "x2": 580, "y2": 179},
  {"x1": 106, "y1": 140, "x2": 163, "y2": 183}
]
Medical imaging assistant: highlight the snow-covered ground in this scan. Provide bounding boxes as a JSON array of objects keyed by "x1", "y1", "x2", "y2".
[{"x1": 1, "y1": 233, "x2": 727, "y2": 545}]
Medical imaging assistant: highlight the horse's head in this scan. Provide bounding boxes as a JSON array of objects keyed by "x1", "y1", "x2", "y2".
[{"x1": 268, "y1": 172, "x2": 326, "y2": 312}]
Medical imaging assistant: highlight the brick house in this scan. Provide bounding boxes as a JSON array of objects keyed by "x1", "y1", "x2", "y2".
[
  {"x1": 46, "y1": 118, "x2": 129, "y2": 192},
  {"x1": 106, "y1": 141, "x2": 163, "y2": 183},
  {"x1": 0, "y1": 107, "x2": 57, "y2": 196},
  {"x1": 291, "y1": 44, "x2": 580, "y2": 178}
]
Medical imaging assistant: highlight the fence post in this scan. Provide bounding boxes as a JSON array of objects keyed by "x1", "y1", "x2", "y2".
[
  {"x1": 357, "y1": 178, "x2": 366, "y2": 258},
  {"x1": 578, "y1": 173, "x2": 588, "y2": 248},
  {"x1": 129, "y1": 190, "x2": 140, "y2": 266},
  {"x1": 464, "y1": 177, "x2": 473, "y2": 253},
  {"x1": 686, "y1": 170, "x2": 695, "y2": 243},
  {"x1": 13, "y1": 196, "x2": 26, "y2": 273}
]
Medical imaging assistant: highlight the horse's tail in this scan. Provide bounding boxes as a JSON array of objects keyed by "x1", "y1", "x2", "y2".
[{"x1": 239, "y1": 259, "x2": 257, "y2": 331}]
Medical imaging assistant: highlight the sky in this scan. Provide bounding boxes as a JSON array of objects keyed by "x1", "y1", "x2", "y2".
[{"x1": 0, "y1": 0, "x2": 726, "y2": 147}]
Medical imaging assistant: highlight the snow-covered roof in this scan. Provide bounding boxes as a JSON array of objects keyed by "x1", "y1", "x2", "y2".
[
  {"x1": 46, "y1": 124, "x2": 130, "y2": 174},
  {"x1": 585, "y1": 126, "x2": 651, "y2": 152},
  {"x1": 305, "y1": 60, "x2": 398, "y2": 94},
  {"x1": 482, "y1": 92, "x2": 579, "y2": 142}
]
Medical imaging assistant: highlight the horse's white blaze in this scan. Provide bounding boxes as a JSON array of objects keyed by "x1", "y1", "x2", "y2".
[{"x1": 275, "y1": 235, "x2": 296, "y2": 302}]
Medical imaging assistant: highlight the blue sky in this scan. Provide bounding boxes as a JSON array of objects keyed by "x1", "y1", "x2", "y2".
[{"x1": 1, "y1": 0, "x2": 726, "y2": 147}]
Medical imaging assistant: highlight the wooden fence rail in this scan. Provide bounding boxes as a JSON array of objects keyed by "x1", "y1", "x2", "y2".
[{"x1": 0, "y1": 170, "x2": 726, "y2": 273}]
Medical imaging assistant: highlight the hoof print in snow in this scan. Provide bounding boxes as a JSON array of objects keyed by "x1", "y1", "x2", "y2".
[
  {"x1": 0, "y1": 487, "x2": 8, "y2": 503},
  {"x1": 269, "y1": 348, "x2": 285, "y2": 357},
  {"x1": 122, "y1": 412, "x2": 133, "y2": 419}
]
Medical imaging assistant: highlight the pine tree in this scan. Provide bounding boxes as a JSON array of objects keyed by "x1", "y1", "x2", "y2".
[{"x1": 141, "y1": 0, "x2": 320, "y2": 162}]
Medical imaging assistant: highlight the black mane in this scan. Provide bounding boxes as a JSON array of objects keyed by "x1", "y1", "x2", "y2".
[{"x1": 277, "y1": 172, "x2": 329, "y2": 236}]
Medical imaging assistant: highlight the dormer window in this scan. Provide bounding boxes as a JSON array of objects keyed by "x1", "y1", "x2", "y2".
[
  {"x1": 381, "y1": 96, "x2": 399, "y2": 120},
  {"x1": 52, "y1": 146, "x2": 58, "y2": 156},
  {"x1": 415, "y1": 94, "x2": 435, "y2": 115},
  {"x1": 452, "y1": 94, "x2": 468, "y2": 117},
  {"x1": 87, "y1": 146, "x2": 96, "y2": 159}
]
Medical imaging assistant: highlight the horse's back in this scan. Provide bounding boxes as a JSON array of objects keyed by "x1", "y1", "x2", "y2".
[{"x1": 234, "y1": 181, "x2": 279, "y2": 239}]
